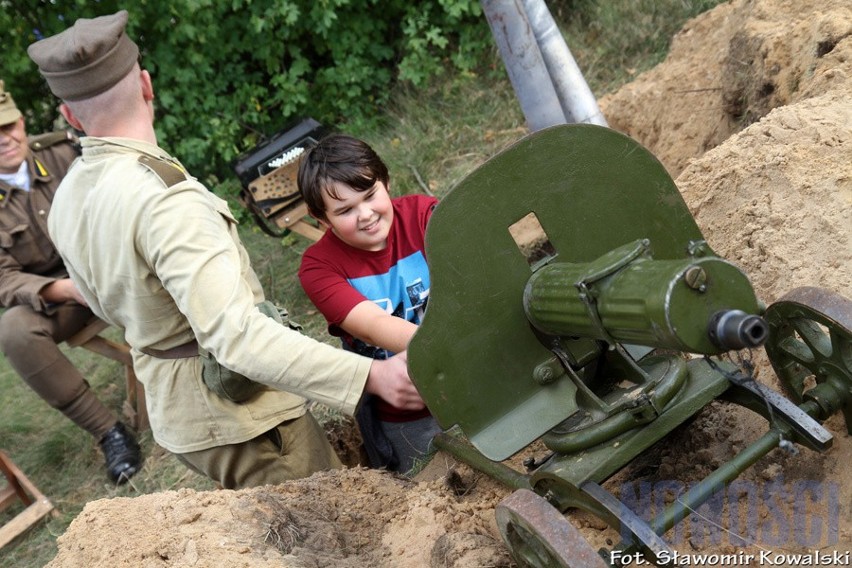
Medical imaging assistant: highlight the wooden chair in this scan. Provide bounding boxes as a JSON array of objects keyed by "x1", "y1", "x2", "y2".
[
  {"x1": 0, "y1": 450, "x2": 56, "y2": 549},
  {"x1": 66, "y1": 318, "x2": 148, "y2": 432},
  {"x1": 270, "y1": 199, "x2": 325, "y2": 241}
]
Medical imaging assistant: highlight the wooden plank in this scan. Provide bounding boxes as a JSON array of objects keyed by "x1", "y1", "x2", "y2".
[
  {"x1": 0, "y1": 452, "x2": 31, "y2": 506},
  {"x1": 0, "y1": 486, "x2": 19, "y2": 511},
  {"x1": 272, "y1": 200, "x2": 326, "y2": 241},
  {"x1": 0, "y1": 499, "x2": 55, "y2": 549},
  {"x1": 78, "y1": 336, "x2": 133, "y2": 366},
  {"x1": 66, "y1": 319, "x2": 110, "y2": 348},
  {"x1": 0, "y1": 451, "x2": 56, "y2": 549},
  {"x1": 288, "y1": 220, "x2": 325, "y2": 241}
]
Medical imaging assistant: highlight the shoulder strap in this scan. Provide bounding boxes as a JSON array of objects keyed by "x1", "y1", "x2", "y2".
[
  {"x1": 137, "y1": 154, "x2": 188, "y2": 188},
  {"x1": 28, "y1": 131, "x2": 74, "y2": 151}
]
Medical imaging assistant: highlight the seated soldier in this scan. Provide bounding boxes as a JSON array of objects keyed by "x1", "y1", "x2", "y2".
[{"x1": 0, "y1": 79, "x2": 141, "y2": 484}]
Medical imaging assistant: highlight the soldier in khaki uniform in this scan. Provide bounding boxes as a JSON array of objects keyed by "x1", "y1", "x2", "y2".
[
  {"x1": 0, "y1": 80, "x2": 141, "y2": 484},
  {"x1": 28, "y1": 11, "x2": 425, "y2": 489}
]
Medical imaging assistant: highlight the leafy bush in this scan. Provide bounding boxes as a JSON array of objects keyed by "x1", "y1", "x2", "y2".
[{"x1": 0, "y1": 0, "x2": 489, "y2": 182}]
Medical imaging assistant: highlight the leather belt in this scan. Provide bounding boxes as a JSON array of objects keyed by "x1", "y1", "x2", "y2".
[{"x1": 140, "y1": 340, "x2": 199, "y2": 359}]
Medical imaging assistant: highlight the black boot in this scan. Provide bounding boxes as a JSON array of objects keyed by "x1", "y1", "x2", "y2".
[{"x1": 99, "y1": 422, "x2": 142, "y2": 484}]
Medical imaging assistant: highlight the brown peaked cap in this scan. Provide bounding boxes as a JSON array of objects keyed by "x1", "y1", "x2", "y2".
[
  {"x1": 27, "y1": 10, "x2": 139, "y2": 101},
  {"x1": 0, "y1": 80, "x2": 23, "y2": 126}
]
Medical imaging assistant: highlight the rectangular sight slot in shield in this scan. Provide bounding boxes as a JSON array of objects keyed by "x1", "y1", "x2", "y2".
[{"x1": 508, "y1": 212, "x2": 557, "y2": 268}]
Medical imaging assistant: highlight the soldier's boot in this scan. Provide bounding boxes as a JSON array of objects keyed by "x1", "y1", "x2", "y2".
[{"x1": 99, "y1": 422, "x2": 142, "y2": 484}]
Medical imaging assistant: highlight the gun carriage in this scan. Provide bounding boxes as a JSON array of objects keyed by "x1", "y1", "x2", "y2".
[{"x1": 407, "y1": 124, "x2": 852, "y2": 567}]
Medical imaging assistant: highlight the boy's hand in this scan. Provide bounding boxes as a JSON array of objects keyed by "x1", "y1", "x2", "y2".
[{"x1": 364, "y1": 351, "x2": 426, "y2": 410}]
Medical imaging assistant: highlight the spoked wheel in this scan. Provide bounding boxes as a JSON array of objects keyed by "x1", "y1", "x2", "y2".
[
  {"x1": 764, "y1": 286, "x2": 852, "y2": 432},
  {"x1": 495, "y1": 489, "x2": 608, "y2": 568}
]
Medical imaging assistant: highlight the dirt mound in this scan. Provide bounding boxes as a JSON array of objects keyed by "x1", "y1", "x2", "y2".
[
  {"x1": 599, "y1": 0, "x2": 852, "y2": 178},
  {"x1": 46, "y1": 467, "x2": 514, "y2": 568},
  {"x1": 47, "y1": 1, "x2": 852, "y2": 566}
]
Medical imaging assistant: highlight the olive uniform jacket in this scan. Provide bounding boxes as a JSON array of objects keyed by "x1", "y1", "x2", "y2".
[
  {"x1": 48, "y1": 137, "x2": 371, "y2": 454},
  {"x1": 0, "y1": 131, "x2": 78, "y2": 312}
]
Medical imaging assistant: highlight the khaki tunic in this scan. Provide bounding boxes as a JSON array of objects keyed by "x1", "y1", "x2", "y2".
[
  {"x1": 0, "y1": 132, "x2": 78, "y2": 309},
  {"x1": 48, "y1": 137, "x2": 371, "y2": 454}
]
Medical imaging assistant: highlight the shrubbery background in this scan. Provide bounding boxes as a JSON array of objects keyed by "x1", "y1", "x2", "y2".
[
  {"x1": 2, "y1": 0, "x2": 721, "y2": 190},
  {"x1": 1, "y1": 0, "x2": 490, "y2": 182}
]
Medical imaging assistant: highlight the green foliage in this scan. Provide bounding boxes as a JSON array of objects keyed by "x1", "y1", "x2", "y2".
[
  {"x1": 0, "y1": 0, "x2": 720, "y2": 191},
  {"x1": 397, "y1": 0, "x2": 487, "y2": 85},
  {"x1": 0, "y1": 0, "x2": 488, "y2": 184}
]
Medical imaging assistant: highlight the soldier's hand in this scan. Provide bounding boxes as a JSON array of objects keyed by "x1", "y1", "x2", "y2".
[
  {"x1": 39, "y1": 278, "x2": 89, "y2": 307},
  {"x1": 364, "y1": 351, "x2": 425, "y2": 411}
]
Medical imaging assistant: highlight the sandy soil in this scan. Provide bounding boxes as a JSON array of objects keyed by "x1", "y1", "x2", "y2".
[{"x1": 46, "y1": 0, "x2": 852, "y2": 566}]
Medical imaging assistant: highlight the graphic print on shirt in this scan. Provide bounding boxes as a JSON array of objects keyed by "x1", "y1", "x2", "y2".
[{"x1": 342, "y1": 251, "x2": 429, "y2": 359}]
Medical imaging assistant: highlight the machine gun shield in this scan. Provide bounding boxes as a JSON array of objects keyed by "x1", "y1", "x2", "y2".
[{"x1": 408, "y1": 124, "x2": 724, "y2": 460}]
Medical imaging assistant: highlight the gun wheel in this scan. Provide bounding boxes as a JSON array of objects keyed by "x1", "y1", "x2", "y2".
[
  {"x1": 764, "y1": 286, "x2": 852, "y2": 431},
  {"x1": 495, "y1": 489, "x2": 607, "y2": 568}
]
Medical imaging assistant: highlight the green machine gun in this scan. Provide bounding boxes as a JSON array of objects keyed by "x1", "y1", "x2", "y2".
[{"x1": 407, "y1": 124, "x2": 852, "y2": 567}]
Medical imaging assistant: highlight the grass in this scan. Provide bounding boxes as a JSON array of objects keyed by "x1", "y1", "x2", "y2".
[{"x1": 0, "y1": 1, "x2": 725, "y2": 565}]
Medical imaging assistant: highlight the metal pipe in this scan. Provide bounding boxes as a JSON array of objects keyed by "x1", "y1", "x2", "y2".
[
  {"x1": 650, "y1": 430, "x2": 781, "y2": 534},
  {"x1": 521, "y1": 0, "x2": 608, "y2": 126},
  {"x1": 480, "y1": 0, "x2": 567, "y2": 131},
  {"x1": 542, "y1": 357, "x2": 687, "y2": 453}
]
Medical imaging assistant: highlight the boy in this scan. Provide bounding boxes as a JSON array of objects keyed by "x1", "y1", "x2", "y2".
[{"x1": 298, "y1": 134, "x2": 440, "y2": 474}]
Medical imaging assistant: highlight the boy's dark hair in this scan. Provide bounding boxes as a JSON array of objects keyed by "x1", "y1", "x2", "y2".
[{"x1": 298, "y1": 134, "x2": 390, "y2": 220}]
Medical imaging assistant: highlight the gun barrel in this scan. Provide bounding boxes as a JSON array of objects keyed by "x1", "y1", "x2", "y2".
[
  {"x1": 708, "y1": 309, "x2": 768, "y2": 350},
  {"x1": 523, "y1": 255, "x2": 762, "y2": 355}
]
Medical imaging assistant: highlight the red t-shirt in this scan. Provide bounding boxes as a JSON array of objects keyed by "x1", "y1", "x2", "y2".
[{"x1": 299, "y1": 194, "x2": 438, "y2": 421}]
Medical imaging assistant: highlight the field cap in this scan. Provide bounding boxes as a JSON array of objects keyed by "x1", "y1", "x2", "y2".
[
  {"x1": 0, "y1": 81, "x2": 23, "y2": 126},
  {"x1": 27, "y1": 10, "x2": 139, "y2": 101}
]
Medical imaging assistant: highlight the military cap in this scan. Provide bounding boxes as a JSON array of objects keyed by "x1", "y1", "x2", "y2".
[
  {"x1": 27, "y1": 10, "x2": 139, "y2": 101},
  {"x1": 0, "y1": 80, "x2": 23, "y2": 126}
]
